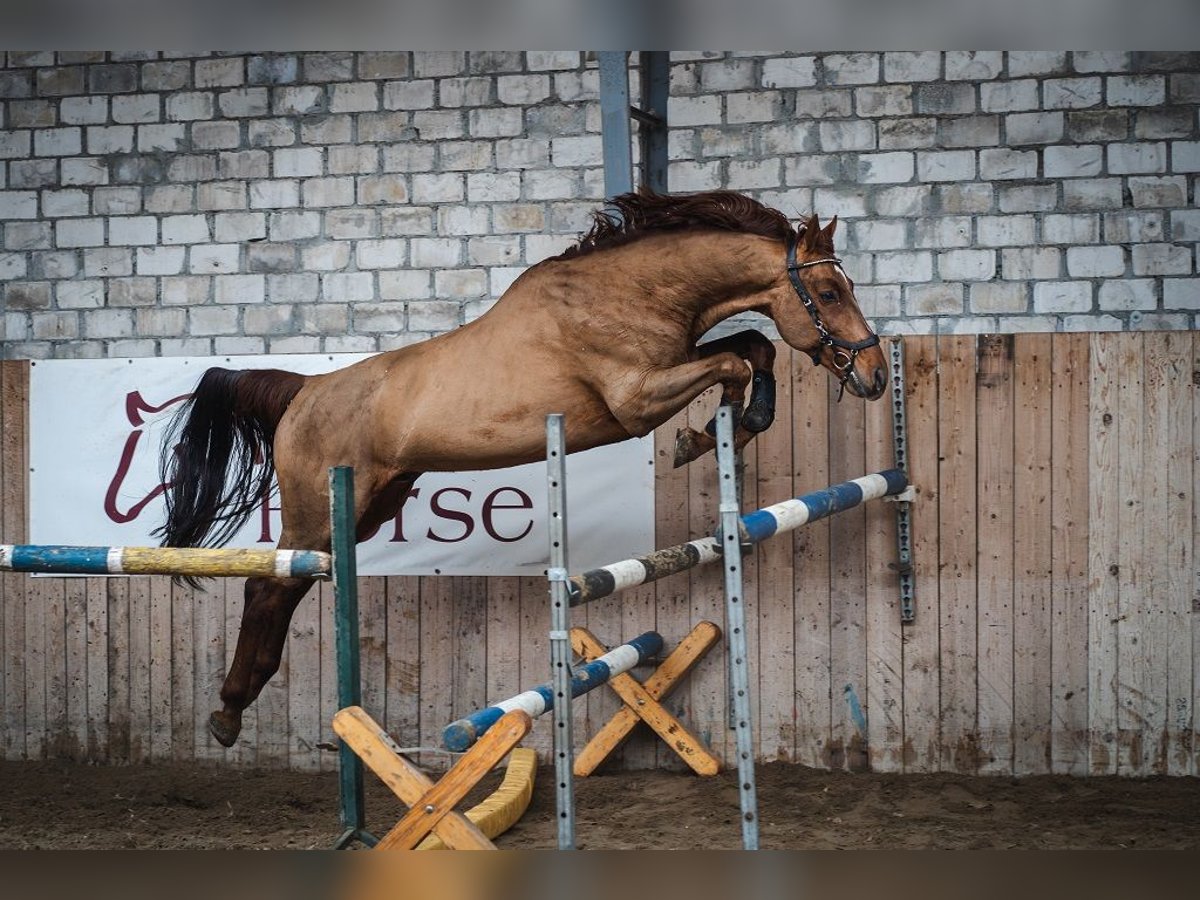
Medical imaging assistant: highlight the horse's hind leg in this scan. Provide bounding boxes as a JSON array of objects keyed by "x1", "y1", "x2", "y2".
[{"x1": 209, "y1": 574, "x2": 316, "y2": 747}]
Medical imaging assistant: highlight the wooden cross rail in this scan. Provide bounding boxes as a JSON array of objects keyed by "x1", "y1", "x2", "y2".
[
  {"x1": 571, "y1": 621, "x2": 722, "y2": 777},
  {"x1": 332, "y1": 705, "x2": 534, "y2": 850}
]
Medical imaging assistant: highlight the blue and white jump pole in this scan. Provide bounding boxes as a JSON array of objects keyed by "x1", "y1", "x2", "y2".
[
  {"x1": 566, "y1": 468, "x2": 909, "y2": 606},
  {"x1": 442, "y1": 631, "x2": 664, "y2": 753}
]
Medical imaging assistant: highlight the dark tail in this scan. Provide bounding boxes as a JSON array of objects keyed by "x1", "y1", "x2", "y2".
[{"x1": 154, "y1": 367, "x2": 306, "y2": 549}]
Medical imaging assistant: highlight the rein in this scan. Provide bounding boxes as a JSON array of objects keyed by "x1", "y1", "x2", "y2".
[{"x1": 786, "y1": 236, "x2": 880, "y2": 400}]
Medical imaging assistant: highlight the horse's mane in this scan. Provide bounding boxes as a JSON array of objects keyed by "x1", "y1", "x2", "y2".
[{"x1": 555, "y1": 189, "x2": 827, "y2": 261}]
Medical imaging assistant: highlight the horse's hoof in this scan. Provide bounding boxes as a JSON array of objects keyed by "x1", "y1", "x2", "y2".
[
  {"x1": 741, "y1": 403, "x2": 775, "y2": 434},
  {"x1": 209, "y1": 710, "x2": 241, "y2": 748},
  {"x1": 674, "y1": 428, "x2": 700, "y2": 468}
]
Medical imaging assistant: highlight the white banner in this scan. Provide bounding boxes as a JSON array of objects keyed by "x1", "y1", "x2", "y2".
[{"x1": 29, "y1": 354, "x2": 655, "y2": 576}]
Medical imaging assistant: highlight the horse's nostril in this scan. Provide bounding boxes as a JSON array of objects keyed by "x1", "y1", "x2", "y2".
[{"x1": 873, "y1": 367, "x2": 887, "y2": 393}]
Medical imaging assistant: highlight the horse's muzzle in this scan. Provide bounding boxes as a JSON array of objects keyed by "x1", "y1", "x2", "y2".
[{"x1": 845, "y1": 363, "x2": 888, "y2": 400}]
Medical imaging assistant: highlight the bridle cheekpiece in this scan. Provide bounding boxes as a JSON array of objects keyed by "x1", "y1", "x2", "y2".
[{"x1": 786, "y1": 235, "x2": 880, "y2": 398}]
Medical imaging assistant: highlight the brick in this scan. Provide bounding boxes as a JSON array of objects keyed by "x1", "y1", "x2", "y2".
[
  {"x1": 1062, "y1": 178, "x2": 1123, "y2": 210},
  {"x1": 495, "y1": 138, "x2": 548, "y2": 169},
  {"x1": 83, "y1": 247, "x2": 132, "y2": 277},
  {"x1": 380, "y1": 206, "x2": 433, "y2": 236},
  {"x1": 945, "y1": 51, "x2": 1003, "y2": 80},
  {"x1": 56, "y1": 279, "x2": 104, "y2": 308},
  {"x1": 498, "y1": 74, "x2": 549, "y2": 105},
  {"x1": 524, "y1": 170, "x2": 576, "y2": 200},
  {"x1": 108, "y1": 277, "x2": 157, "y2": 307},
  {"x1": 89, "y1": 64, "x2": 138, "y2": 93},
  {"x1": 34, "y1": 127, "x2": 81, "y2": 157},
  {"x1": 4, "y1": 221, "x2": 51, "y2": 249},
  {"x1": 467, "y1": 172, "x2": 520, "y2": 202},
  {"x1": 87, "y1": 125, "x2": 134, "y2": 154},
  {"x1": 8, "y1": 99, "x2": 56, "y2": 127},
  {"x1": 163, "y1": 155, "x2": 213, "y2": 183},
  {"x1": 916, "y1": 150, "x2": 974, "y2": 182},
  {"x1": 1043, "y1": 77, "x2": 1102, "y2": 110},
  {"x1": 189, "y1": 306, "x2": 239, "y2": 335},
  {"x1": 1107, "y1": 75, "x2": 1165, "y2": 107},
  {"x1": 160, "y1": 275, "x2": 210, "y2": 306},
  {"x1": 1034, "y1": 281, "x2": 1092, "y2": 313},
  {"x1": 1108, "y1": 142, "x2": 1166, "y2": 174},
  {"x1": 913, "y1": 215, "x2": 969, "y2": 247},
  {"x1": 1172, "y1": 141, "x2": 1200, "y2": 173},
  {"x1": 137, "y1": 246, "x2": 186, "y2": 275},
  {"x1": 60, "y1": 96, "x2": 108, "y2": 125},
  {"x1": 823, "y1": 53, "x2": 879, "y2": 85},
  {"x1": 406, "y1": 300, "x2": 461, "y2": 331},
  {"x1": 727, "y1": 91, "x2": 782, "y2": 123},
  {"x1": 906, "y1": 283, "x2": 962, "y2": 315},
  {"x1": 1137, "y1": 108, "x2": 1194, "y2": 139},
  {"x1": 1007, "y1": 51, "x2": 1068, "y2": 77},
  {"x1": 1104, "y1": 211, "x2": 1164, "y2": 242},
  {"x1": 700, "y1": 127, "x2": 752, "y2": 158},
  {"x1": 856, "y1": 152, "x2": 913, "y2": 184},
  {"x1": 56, "y1": 218, "x2": 104, "y2": 247},
  {"x1": 1163, "y1": 279, "x2": 1200, "y2": 309},
  {"x1": 939, "y1": 249, "x2": 995, "y2": 280},
  {"x1": 267, "y1": 273, "x2": 318, "y2": 303},
  {"x1": 1128, "y1": 176, "x2": 1187, "y2": 208},
  {"x1": 1067, "y1": 246, "x2": 1125, "y2": 277},
  {"x1": 135, "y1": 308, "x2": 187, "y2": 337},
  {"x1": 410, "y1": 172, "x2": 462, "y2": 203},
  {"x1": 249, "y1": 179, "x2": 299, "y2": 209},
  {"x1": 138, "y1": 124, "x2": 187, "y2": 152},
  {"x1": 219, "y1": 88, "x2": 270, "y2": 118},
  {"x1": 979, "y1": 148, "x2": 1037, "y2": 180},
  {"x1": 85, "y1": 308, "x2": 135, "y2": 338},
  {"x1": 980, "y1": 80, "x2": 1038, "y2": 112},
  {"x1": 330, "y1": 82, "x2": 379, "y2": 113},
  {"x1": 762, "y1": 56, "x2": 817, "y2": 88},
  {"x1": 34, "y1": 250, "x2": 77, "y2": 278},
  {"x1": 876, "y1": 250, "x2": 932, "y2": 282},
  {"x1": 1043, "y1": 214, "x2": 1100, "y2": 244},
  {"x1": 246, "y1": 243, "x2": 297, "y2": 272},
  {"x1": 247, "y1": 119, "x2": 297, "y2": 149},
  {"x1": 190, "y1": 243, "x2": 240, "y2": 273},
  {"x1": 813, "y1": 187, "x2": 868, "y2": 218},
  {"x1": 971, "y1": 282, "x2": 1027, "y2": 313},
  {"x1": 1171, "y1": 210, "x2": 1200, "y2": 241},
  {"x1": 1003, "y1": 248, "x2": 1061, "y2": 279},
  {"x1": 999, "y1": 184, "x2": 1058, "y2": 213},
  {"x1": 550, "y1": 135, "x2": 601, "y2": 167},
  {"x1": 302, "y1": 176, "x2": 354, "y2": 207},
  {"x1": 354, "y1": 238, "x2": 405, "y2": 269},
  {"x1": 1170, "y1": 73, "x2": 1200, "y2": 103},
  {"x1": 1073, "y1": 51, "x2": 1130, "y2": 73},
  {"x1": 218, "y1": 150, "x2": 269, "y2": 179},
  {"x1": 359, "y1": 52, "x2": 410, "y2": 80},
  {"x1": 303, "y1": 51, "x2": 354, "y2": 82},
  {"x1": 1044, "y1": 145, "x2": 1103, "y2": 178},
  {"x1": 112, "y1": 94, "x2": 160, "y2": 124},
  {"x1": 36, "y1": 67, "x2": 84, "y2": 96},
  {"x1": 1132, "y1": 244, "x2": 1191, "y2": 276},
  {"x1": 215, "y1": 273, "x2": 266, "y2": 303},
  {"x1": 1098, "y1": 280, "x2": 1157, "y2": 311},
  {"x1": 794, "y1": 89, "x2": 853, "y2": 118},
  {"x1": 413, "y1": 51, "x2": 466, "y2": 78},
  {"x1": 1066, "y1": 110, "x2": 1128, "y2": 142},
  {"x1": 194, "y1": 121, "x2": 243, "y2": 150},
  {"x1": 493, "y1": 204, "x2": 545, "y2": 233},
  {"x1": 107, "y1": 215, "x2": 157, "y2": 246},
  {"x1": 42, "y1": 189, "x2": 88, "y2": 217},
  {"x1": 977, "y1": 214, "x2": 1035, "y2": 246},
  {"x1": 435, "y1": 268, "x2": 486, "y2": 298},
  {"x1": 161, "y1": 214, "x2": 210, "y2": 244},
  {"x1": 439, "y1": 76, "x2": 492, "y2": 109},
  {"x1": 196, "y1": 58, "x2": 245, "y2": 88},
  {"x1": 62, "y1": 158, "x2": 109, "y2": 187},
  {"x1": 878, "y1": 118, "x2": 936, "y2": 149},
  {"x1": 248, "y1": 55, "x2": 297, "y2": 85},
  {"x1": 699, "y1": 59, "x2": 756, "y2": 92},
  {"x1": 526, "y1": 51, "x2": 578, "y2": 71},
  {"x1": 727, "y1": 159, "x2": 781, "y2": 189},
  {"x1": 410, "y1": 237, "x2": 461, "y2": 267},
  {"x1": 322, "y1": 272, "x2": 373, "y2": 301},
  {"x1": 1006, "y1": 111, "x2": 1064, "y2": 144},
  {"x1": 379, "y1": 269, "x2": 431, "y2": 300},
  {"x1": 669, "y1": 95, "x2": 722, "y2": 127},
  {"x1": 0, "y1": 70, "x2": 35, "y2": 98},
  {"x1": 819, "y1": 120, "x2": 875, "y2": 151},
  {"x1": 411, "y1": 110, "x2": 463, "y2": 140},
  {"x1": 916, "y1": 83, "x2": 974, "y2": 115},
  {"x1": 939, "y1": 116, "x2": 999, "y2": 147},
  {"x1": 0, "y1": 251, "x2": 26, "y2": 280},
  {"x1": 670, "y1": 160, "x2": 722, "y2": 191},
  {"x1": 268, "y1": 211, "x2": 320, "y2": 240},
  {"x1": 553, "y1": 70, "x2": 599, "y2": 103},
  {"x1": 11, "y1": 160, "x2": 58, "y2": 189},
  {"x1": 468, "y1": 107, "x2": 523, "y2": 138},
  {"x1": 883, "y1": 51, "x2": 941, "y2": 82}
]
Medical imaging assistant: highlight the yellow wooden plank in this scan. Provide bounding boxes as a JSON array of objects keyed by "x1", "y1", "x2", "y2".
[
  {"x1": 1013, "y1": 334, "x2": 1053, "y2": 776},
  {"x1": 902, "y1": 335, "x2": 941, "y2": 773},
  {"x1": 1087, "y1": 332, "x2": 1120, "y2": 775},
  {"x1": 1163, "y1": 331, "x2": 1193, "y2": 776},
  {"x1": 571, "y1": 624, "x2": 720, "y2": 777},
  {"x1": 864, "y1": 340, "x2": 902, "y2": 773},
  {"x1": 791, "y1": 350, "x2": 832, "y2": 768},
  {"x1": 1050, "y1": 333, "x2": 1090, "y2": 775},
  {"x1": 416, "y1": 747, "x2": 537, "y2": 850},
  {"x1": 938, "y1": 334, "x2": 979, "y2": 774}
]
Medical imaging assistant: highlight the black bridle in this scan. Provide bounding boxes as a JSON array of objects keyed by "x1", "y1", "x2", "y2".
[{"x1": 786, "y1": 236, "x2": 880, "y2": 398}]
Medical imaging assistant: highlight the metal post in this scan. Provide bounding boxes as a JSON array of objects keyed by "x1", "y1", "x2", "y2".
[
  {"x1": 598, "y1": 51, "x2": 634, "y2": 199},
  {"x1": 329, "y1": 466, "x2": 377, "y2": 849},
  {"x1": 889, "y1": 338, "x2": 916, "y2": 624},
  {"x1": 545, "y1": 414, "x2": 575, "y2": 850},
  {"x1": 639, "y1": 51, "x2": 670, "y2": 192},
  {"x1": 715, "y1": 405, "x2": 759, "y2": 850}
]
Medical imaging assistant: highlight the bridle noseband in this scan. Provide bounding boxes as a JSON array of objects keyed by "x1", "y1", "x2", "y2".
[{"x1": 786, "y1": 236, "x2": 880, "y2": 398}]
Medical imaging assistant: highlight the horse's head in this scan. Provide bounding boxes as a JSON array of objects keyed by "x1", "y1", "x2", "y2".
[{"x1": 767, "y1": 214, "x2": 887, "y2": 401}]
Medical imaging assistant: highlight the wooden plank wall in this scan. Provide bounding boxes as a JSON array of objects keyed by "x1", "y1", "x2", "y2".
[{"x1": 1, "y1": 332, "x2": 1198, "y2": 776}]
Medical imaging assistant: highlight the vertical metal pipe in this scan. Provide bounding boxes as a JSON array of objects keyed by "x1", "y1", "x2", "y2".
[
  {"x1": 546, "y1": 414, "x2": 575, "y2": 849},
  {"x1": 889, "y1": 337, "x2": 917, "y2": 624},
  {"x1": 598, "y1": 51, "x2": 634, "y2": 199},
  {"x1": 640, "y1": 51, "x2": 670, "y2": 192},
  {"x1": 330, "y1": 466, "x2": 375, "y2": 847},
  {"x1": 715, "y1": 406, "x2": 759, "y2": 850}
]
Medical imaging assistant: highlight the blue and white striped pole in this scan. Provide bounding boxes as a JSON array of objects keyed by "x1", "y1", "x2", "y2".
[
  {"x1": 442, "y1": 631, "x2": 663, "y2": 753},
  {"x1": 567, "y1": 468, "x2": 908, "y2": 606}
]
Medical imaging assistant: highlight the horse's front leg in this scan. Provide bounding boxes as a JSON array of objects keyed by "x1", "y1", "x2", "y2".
[{"x1": 672, "y1": 330, "x2": 777, "y2": 468}]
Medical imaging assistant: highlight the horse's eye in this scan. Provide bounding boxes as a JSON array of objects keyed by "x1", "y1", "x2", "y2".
[{"x1": 819, "y1": 290, "x2": 837, "y2": 303}]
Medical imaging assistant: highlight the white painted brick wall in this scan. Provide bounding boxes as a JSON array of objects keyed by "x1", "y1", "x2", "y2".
[{"x1": 1, "y1": 50, "x2": 1198, "y2": 359}]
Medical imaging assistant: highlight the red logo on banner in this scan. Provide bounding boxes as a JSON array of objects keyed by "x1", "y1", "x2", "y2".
[{"x1": 103, "y1": 389, "x2": 190, "y2": 524}]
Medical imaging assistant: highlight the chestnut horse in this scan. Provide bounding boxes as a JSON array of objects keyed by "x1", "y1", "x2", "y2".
[{"x1": 157, "y1": 189, "x2": 887, "y2": 747}]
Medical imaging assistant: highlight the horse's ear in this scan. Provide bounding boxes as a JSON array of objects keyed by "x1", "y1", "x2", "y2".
[
  {"x1": 802, "y1": 214, "x2": 821, "y2": 250},
  {"x1": 822, "y1": 215, "x2": 838, "y2": 242}
]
